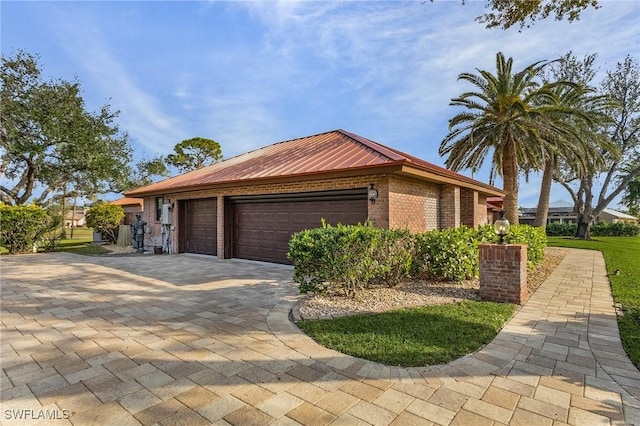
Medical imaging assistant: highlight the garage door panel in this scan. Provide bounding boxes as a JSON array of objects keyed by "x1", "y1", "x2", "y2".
[
  {"x1": 183, "y1": 198, "x2": 217, "y2": 256},
  {"x1": 233, "y1": 196, "x2": 367, "y2": 264}
]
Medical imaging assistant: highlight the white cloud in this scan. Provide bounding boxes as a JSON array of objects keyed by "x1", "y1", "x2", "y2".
[{"x1": 46, "y1": 6, "x2": 185, "y2": 155}]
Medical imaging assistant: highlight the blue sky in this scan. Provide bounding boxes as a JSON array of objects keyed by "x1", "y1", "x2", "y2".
[{"x1": 2, "y1": 1, "x2": 639, "y2": 207}]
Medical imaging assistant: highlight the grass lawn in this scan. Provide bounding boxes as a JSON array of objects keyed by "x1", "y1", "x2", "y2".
[
  {"x1": 297, "y1": 301, "x2": 515, "y2": 367},
  {"x1": 547, "y1": 236, "x2": 640, "y2": 368},
  {"x1": 1, "y1": 228, "x2": 98, "y2": 254},
  {"x1": 54, "y1": 238, "x2": 111, "y2": 255}
]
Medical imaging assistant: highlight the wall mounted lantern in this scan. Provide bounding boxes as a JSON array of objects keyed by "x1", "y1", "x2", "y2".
[
  {"x1": 494, "y1": 210, "x2": 510, "y2": 244},
  {"x1": 368, "y1": 183, "x2": 379, "y2": 204}
]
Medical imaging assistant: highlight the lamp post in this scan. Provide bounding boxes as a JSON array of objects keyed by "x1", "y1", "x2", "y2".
[{"x1": 494, "y1": 210, "x2": 510, "y2": 244}]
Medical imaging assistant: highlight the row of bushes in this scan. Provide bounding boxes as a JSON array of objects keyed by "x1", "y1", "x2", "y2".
[
  {"x1": 287, "y1": 222, "x2": 546, "y2": 296},
  {"x1": 0, "y1": 202, "x2": 125, "y2": 254},
  {"x1": 546, "y1": 222, "x2": 640, "y2": 237},
  {"x1": 0, "y1": 203, "x2": 60, "y2": 254}
]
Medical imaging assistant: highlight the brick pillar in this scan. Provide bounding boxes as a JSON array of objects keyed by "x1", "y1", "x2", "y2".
[
  {"x1": 440, "y1": 185, "x2": 460, "y2": 229},
  {"x1": 217, "y1": 196, "x2": 226, "y2": 259},
  {"x1": 479, "y1": 244, "x2": 528, "y2": 304}
]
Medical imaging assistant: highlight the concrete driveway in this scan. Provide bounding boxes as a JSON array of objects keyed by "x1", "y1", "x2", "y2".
[{"x1": 1, "y1": 251, "x2": 639, "y2": 425}]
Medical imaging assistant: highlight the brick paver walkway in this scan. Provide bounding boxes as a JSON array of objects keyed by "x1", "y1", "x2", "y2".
[{"x1": 1, "y1": 249, "x2": 638, "y2": 425}]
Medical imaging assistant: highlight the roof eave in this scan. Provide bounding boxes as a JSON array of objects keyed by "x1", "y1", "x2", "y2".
[
  {"x1": 397, "y1": 164, "x2": 505, "y2": 197},
  {"x1": 124, "y1": 163, "x2": 404, "y2": 198}
]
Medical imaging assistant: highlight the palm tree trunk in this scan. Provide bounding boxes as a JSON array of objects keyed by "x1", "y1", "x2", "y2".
[
  {"x1": 502, "y1": 143, "x2": 520, "y2": 225},
  {"x1": 533, "y1": 159, "x2": 554, "y2": 227}
]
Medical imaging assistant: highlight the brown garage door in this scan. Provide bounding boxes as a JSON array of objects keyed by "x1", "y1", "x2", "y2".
[
  {"x1": 182, "y1": 198, "x2": 217, "y2": 255},
  {"x1": 232, "y1": 190, "x2": 368, "y2": 264}
]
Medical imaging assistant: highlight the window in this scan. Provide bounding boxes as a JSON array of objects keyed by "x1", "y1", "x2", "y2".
[{"x1": 155, "y1": 196, "x2": 163, "y2": 221}]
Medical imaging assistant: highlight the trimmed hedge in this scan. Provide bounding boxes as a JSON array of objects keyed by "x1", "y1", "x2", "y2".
[
  {"x1": 412, "y1": 226, "x2": 479, "y2": 282},
  {"x1": 546, "y1": 222, "x2": 577, "y2": 236},
  {"x1": 0, "y1": 203, "x2": 58, "y2": 254},
  {"x1": 288, "y1": 223, "x2": 546, "y2": 295},
  {"x1": 546, "y1": 222, "x2": 640, "y2": 237},
  {"x1": 288, "y1": 221, "x2": 412, "y2": 296},
  {"x1": 591, "y1": 222, "x2": 640, "y2": 237}
]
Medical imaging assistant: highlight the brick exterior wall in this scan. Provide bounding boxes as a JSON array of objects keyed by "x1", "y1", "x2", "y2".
[
  {"x1": 479, "y1": 244, "x2": 528, "y2": 304},
  {"x1": 440, "y1": 185, "x2": 460, "y2": 229},
  {"x1": 460, "y1": 188, "x2": 488, "y2": 227},
  {"x1": 388, "y1": 176, "x2": 440, "y2": 232},
  {"x1": 141, "y1": 174, "x2": 390, "y2": 254},
  {"x1": 139, "y1": 172, "x2": 494, "y2": 257}
]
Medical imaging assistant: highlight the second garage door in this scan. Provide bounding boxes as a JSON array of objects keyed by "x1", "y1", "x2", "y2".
[
  {"x1": 232, "y1": 190, "x2": 368, "y2": 264},
  {"x1": 182, "y1": 198, "x2": 217, "y2": 255}
]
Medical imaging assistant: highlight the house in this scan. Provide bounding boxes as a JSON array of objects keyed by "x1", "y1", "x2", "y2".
[
  {"x1": 64, "y1": 210, "x2": 86, "y2": 228},
  {"x1": 519, "y1": 206, "x2": 638, "y2": 225},
  {"x1": 598, "y1": 209, "x2": 638, "y2": 224},
  {"x1": 519, "y1": 206, "x2": 577, "y2": 225},
  {"x1": 110, "y1": 197, "x2": 144, "y2": 225},
  {"x1": 125, "y1": 130, "x2": 504, "y2": 264},
  {"x1": 486, "y1": 196, "x2": 503, "y2": 223}
]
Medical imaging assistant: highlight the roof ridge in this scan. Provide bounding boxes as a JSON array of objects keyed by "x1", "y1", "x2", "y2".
[{"x1": 336, "y1": 129, "x2": 407, "y2": 162}]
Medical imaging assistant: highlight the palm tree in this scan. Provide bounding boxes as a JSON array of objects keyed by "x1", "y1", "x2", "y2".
[
  {"x1": 439, "y1": 52, "x2": 579, "y2": 224},
  {"x1": 531, "y1": 84, "x2": 612, "y2": 227}
]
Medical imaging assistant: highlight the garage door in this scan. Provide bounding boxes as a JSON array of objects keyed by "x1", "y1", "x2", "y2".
[
  {"x1": 232, "y1": 190, "x2": 368, "y2": 264},
  {"x1": 182, "y1": 198, "x2": 217, "y2": 255}
]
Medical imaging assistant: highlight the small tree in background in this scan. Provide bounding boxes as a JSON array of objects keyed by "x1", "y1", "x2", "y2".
[
  {"x1": 85, "y1": 202, "x2": 124, "y2": 243},
  {"x1": 0, "y1": 203, "x2": 58, "y2": 253},
  {"x1": 166, "y1": 137, "x2": 222, "y2": 173}
]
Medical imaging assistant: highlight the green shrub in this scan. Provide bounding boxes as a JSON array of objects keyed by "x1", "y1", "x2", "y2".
[
  {"x1": 288, "y1": 222, "x2": 413, "y2": 296},
  {"x1": 546, "y1": 222, "x2": 577, "y2": 236},
  {"x1": 0, "y1": 203, "x2": 57, "y2": 253},
  {"x1": 289, "y1": 222, "x2": 547, "y2": 295},
  {"x1": 591, "y1": 222, "x2": 640, "y2": 237},
  {"x1": 412, "y1": 227, "x2": 479, "y2": 281},
  {"x1": 502, "y1": 224, "x2": 547, "y2": 268},
  {"x1": 85, "y1": 202, "x2": 125, "y2": 243},
  {"x1": 370, "y1": 228, "x2": 414, "y2": 287},
  {"x1": 545, "y1": 221, "x2": 639, "y2": 237}
]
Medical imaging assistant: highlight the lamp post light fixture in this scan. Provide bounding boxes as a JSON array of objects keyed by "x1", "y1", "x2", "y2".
[
  {"x1": 368, "y1": 183, "x2": 379, "y2": 204},
  {"x1": 494, "y1": 210, "x2": 510, "y2": 244}
]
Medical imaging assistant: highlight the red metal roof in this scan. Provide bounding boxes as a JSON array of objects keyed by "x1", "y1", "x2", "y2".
[
  {"x1": 125, "y1": 130, "x2": 502, "y2": 197},
  {"x1": 110, "y1": 197, "x2": 144, "y2": 207}
]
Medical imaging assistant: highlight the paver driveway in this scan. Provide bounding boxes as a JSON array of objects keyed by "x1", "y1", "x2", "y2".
[{"x1": 1, "y1": 250, "x2": 639, "y2": 425}]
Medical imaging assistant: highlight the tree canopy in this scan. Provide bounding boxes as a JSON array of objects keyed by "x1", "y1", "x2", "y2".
[
  {"x1": 554, "y1": 55, "x2": 640, "y2": 238},
  {"x1": 531, "y1": 53, "x2": 612, "y2": 227},
  {"x1": 473, "y1": 0, "x2": 600, "y2": 30},
  {"x1": 165, "y1": 137, "x2": 222, "y2": 173},
  {"x1": 1, "y1": 50, "x2": 132, "y2": 205},
  {"x1": 439, "y1": 52, "x2": 584, "y2": 224}
]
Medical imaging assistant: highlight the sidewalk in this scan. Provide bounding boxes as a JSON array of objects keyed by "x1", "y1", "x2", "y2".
[{"x1": 1, "y1": 249, "x2": 639, "y2": 425}]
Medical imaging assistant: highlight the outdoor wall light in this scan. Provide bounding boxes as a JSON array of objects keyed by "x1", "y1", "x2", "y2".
[
  {"x1": 368, "y1": 183, "x2": 379, "y2": 204},
  {"x1": 494, "y1": 210, "x2": 510, "y2": 244}
]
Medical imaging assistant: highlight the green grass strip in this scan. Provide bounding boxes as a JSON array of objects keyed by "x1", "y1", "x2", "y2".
[{"x1": 297, "y1": 301, "x2": 515, "y2": 367}]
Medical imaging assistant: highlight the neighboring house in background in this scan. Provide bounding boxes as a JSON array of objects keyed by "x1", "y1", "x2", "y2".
[
  {"x1": 64, "y1": 210, "x2": 86, "y2": 227},
  {"x1": 519, "y1": 206, "x2": 577, "y2": 225},
  {"x1": 125, "y1": 129, "x2": 504, "y2": 264},
  {"x1": 519, "y1": 206, "x2": 638, "y2": 225},
  {"x1": 110, "y1": 197, "x2": 144, "y2": 225},
  {"x1": 486, "y1": 196, "x2": 503, "y2": 223},
  {"x1": 598, "y1": 209, "x2": 638, "y2": 224}
]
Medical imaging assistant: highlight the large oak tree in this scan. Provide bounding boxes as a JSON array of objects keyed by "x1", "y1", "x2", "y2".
[{"x1": 1, "y1": 50, "x2": 132, "y2": 205}]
